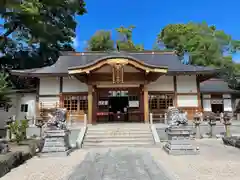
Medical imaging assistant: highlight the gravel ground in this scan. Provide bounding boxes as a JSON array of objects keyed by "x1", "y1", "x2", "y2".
[
  {"x1": 1, "y1": 140, "x2": 240, "y2": 180},
  {"x1": 150, "y1": 139, "x2": 240, "y2": 180}
]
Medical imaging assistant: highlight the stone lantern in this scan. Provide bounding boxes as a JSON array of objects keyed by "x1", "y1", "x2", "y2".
[
  {"x1": 223, "y1": 113, "x2": 231, "y2": 137},
  {"x1": 4, "y1": 116, "x2": 14, "y2": 140},
  {"x1": 208, "y1": 113, "x2": 216, "y2": 138},
  {"x1": 35, "y1": 119, "x2": 44, "y2": 137},
  {"x1": 193, "y1": 113, "x2": 201, "y2": 139}
]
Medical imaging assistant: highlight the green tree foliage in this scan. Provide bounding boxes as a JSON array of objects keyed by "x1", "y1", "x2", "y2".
[
  {"x1": 9, "y1": 120, "x2": 29, "y2": 143},
  {"x1": 87, "y1": 30, "x2": 114, "y2": 51},
  {"x1": 0, "y1": 0, "x2": 86, "y2": 68},
  {"x1": 0, "y1": 0, "x2": 86, "y2": 90},
  {"x1": 116, "y1": 25, "x2": 144, "y2": 51},
  {"x1": 157, "y1": 22, "x2": 240, "y2": 89},
  {"x1": 87, "y1": 25, "x2": 144, "y2": 51},
  {"x1": 0, "y1": 72, "x2": 11, "y2": 108}
]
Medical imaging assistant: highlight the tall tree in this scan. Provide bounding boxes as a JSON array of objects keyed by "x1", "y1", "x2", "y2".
[
  {"x1": 0, "y1": 0, "x2": 86, "y2": 90},
  {"x1": 87, "y1": 30, "x2": 114, "y2": 51},
  {"x1": 0, "y1": 72, "x2": 11, "y2": 108},
  {"x1": 0, "y1": 0, "x2": 86, "y2": 69},
  {"x1": 87, "y1": 25, "x2": 144, "y2": 51},
  {"x1": 157, "y1": 22, "x2": 240, "y2": 89},
  {"x1": 116, "y1": 25, "x2": 144, "y2": 51}
]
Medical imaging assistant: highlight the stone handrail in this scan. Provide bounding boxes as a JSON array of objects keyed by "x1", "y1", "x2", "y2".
[{"x1": 149, "y1": 113, "x2": 167, "y2": 124}]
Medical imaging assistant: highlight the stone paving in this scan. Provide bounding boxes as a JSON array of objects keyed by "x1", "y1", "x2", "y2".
[
  {"x1": 68, "y1": 148, "x2": 172, "y2": 180},
  {"x1": 1, "y1": 140, "x2": 240, "y2": 180}
]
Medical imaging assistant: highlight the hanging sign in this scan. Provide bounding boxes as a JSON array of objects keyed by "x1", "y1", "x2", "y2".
[
  {"x1": 108, "y1": 91, "x2": 128, "y2": 97},
  {"x1": 129, "y1": 101, "x2": 139, "y2": 107}
]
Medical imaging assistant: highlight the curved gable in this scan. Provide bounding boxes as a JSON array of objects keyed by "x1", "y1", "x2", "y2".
[{"x1": 68, "y1": 57, "x2": 168, "y2": 74}]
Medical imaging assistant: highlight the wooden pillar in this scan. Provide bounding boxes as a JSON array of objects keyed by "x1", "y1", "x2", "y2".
[
  {"x1": 88, "y1": 85, "x2": 93, "y2": 124},
  {"x1": 173, "y1": 76, "x2": 178, "y2": 107},
  {"x1": 196, "y1": 76, "x2": 202, "y2": 112},
  {"x1": 35, "y1": 78, "x2": 41, "y2": 119},
  {"x1": 59, "y1": 77, "x2": 63, "y2": 108},
  {"x1": 92, "y1": 86, "x2": 97, "y2": 124},
  {"x1": 143, "y1": 85, "x2": 149, "y2": 123},
  {"x1": 139, "y1": 85, "x2": 144, "y2": 122}
]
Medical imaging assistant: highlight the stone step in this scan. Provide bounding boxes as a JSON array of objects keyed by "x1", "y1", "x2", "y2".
[
  {"x1": 87, "y1": 128, "x2": 151, "y2": 132},
  {"x1": 84, "y1": 137, "x2": 154, "y2": 142},
  {"x1": 86, "y1": 130, "x2": 152, "y2": 134},
  {"x1": 83, "y1": 141, "x2": 155, "y2": 147},
  {"x1": 85, "y1": 134, "x2": 153, "y2": 139}
]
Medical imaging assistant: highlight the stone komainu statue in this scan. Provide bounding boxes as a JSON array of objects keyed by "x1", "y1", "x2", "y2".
[
  {"x1": 167, "y1": 107, "x2": 188, "y2": 127},
  {"x1": 46, "y1": 108, "x2": 67, "y2": 130}
]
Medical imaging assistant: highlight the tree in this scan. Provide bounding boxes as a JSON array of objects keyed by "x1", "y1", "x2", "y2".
[
  {"x1": 0, "y1": 0, "x2": 86, "y2": 69},
  {"x1": 0, "y1": 72, "x2": 11, "y2": 109},
  {"x1": 116, "y1": 25, "x2": 144, "y2": 51},
  {"x1": 157, "y1": 22, "x2": 240, "y2": 89},
  {"x1": 0, "y1": 0, "x2": 86, "y2": 90},
  {"x1": 87, "y1": 25, "x2": 144, "y2": 51},
  {"x1": 87, "y1": 30, "x2": 114, "y2": 51}
]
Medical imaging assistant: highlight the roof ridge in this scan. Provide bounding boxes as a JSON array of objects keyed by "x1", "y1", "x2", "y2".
[{"x1": 60, "y1": 50, "x2": 176, "y2": 56}]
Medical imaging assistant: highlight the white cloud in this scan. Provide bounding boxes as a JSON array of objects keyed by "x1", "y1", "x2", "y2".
[
  {"x1": 72, "y1": 37, "x2": 79, "y2": 49},
  {"x1": 71, "y1": 37, "x2": 87, "y2": 51}
]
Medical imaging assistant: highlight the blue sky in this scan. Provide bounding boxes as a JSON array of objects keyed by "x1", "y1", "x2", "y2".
[
  {"x1": 1, "y1": 0, "x2": 240, "y2": 61},
  {"x1": 75, "y1": 0, "x2": 240, "y2": 61}
]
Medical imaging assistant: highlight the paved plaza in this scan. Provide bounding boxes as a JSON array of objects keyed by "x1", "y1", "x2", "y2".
[{"x1": 1, "y1": 139, "x2": 240, "y2": 180}]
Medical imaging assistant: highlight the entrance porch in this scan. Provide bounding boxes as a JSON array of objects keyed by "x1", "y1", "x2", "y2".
[{"x1": 67, "y1": 57, "x2": 168, "y2": 124}]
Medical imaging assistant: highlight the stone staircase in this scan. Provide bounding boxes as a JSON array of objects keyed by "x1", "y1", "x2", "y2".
[{"x1": 82, "y1": 123, "x2": 155, "y2": 148}]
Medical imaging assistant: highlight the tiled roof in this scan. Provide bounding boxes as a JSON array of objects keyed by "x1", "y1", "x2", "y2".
[
  {"x1": 200, "y1": 78, "x2": 239, "y2": 93},
  {"x1": 11, "y1": 51, "x2": 218, "y2": 76}
]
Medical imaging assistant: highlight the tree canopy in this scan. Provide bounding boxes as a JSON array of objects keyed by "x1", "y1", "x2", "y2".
[
  {"x1": 0, "y1": 0, "x2": 86, "y2": 105},
  {"x1": 116, "y1": 25, "x2": 144, "y2": 51},
  {"x1": 87, "y1": 25, "x2": 144, "y2": 51},
  {"x1": 0, "y1": 72, "x2": 11, "y2": 108},
  {"x1": 87, "y1": 30, "x2": 114, "y2": 51},
  {"x1": 157, "y1": 22, "x2": 240, "y2": 89},
  {"x1": 0, "y1": 0, "x2": 86, "y2": 68}
]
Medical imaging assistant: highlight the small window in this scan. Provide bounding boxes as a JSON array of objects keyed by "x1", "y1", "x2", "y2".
[{"x1": 20, "y1": 104, "x2": 28, "y2": 112}]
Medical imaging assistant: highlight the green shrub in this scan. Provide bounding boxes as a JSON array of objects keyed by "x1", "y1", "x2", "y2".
[{"x1": 9, "y1": 120, "x2": 29, "y2": 144}]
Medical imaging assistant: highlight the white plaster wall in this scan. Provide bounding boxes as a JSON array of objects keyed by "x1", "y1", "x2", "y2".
[
  {"x1": 176, "y1": 75, "x2": 197, "y2": 93},
  {"x1": 203, "y1": 99, "x2": 211, "y2": 111},
  {"x1": 39, "y1": 77, "x2": 60, "y2": 95},
  {"x1": 177, "y1": 95, "x2": 198, "y2": 107},
  {"x1": 147, "y1": 76, "x2": 174, "y2": 91},
  {"x1": 62, "y1": 77, "x2": 88, "y2": 92},
  {"x1": 224, "y1": 99, "x2": 233, "y2": 112},
  {"x1": 16, "y1": 93, "x2": 36, "y2": 120}
]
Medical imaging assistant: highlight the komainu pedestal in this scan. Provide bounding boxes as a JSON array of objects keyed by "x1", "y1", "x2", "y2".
[
  {"x1": 41, "y1": 130, "x2": 71, "y2": 157},
  {"x1": 163, "y1": 127, "x2": 199, "y2": 155}
]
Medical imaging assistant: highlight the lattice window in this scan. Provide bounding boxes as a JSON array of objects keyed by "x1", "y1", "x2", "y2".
[
  {"x1": 63, "y1": 95, "x2": 88, "y2": 112},
  {"x1": 79, "y1": 95, "x2": 88, "y2": 111},
  {"x1": 149, "y1": 94, "x2": 174, "y2": 110},
  {"x1": 158, "y1": 94, "x2": 174, "y2": 109},
  {"x1": 149, "y1": 95, "x2": 158, "y2": 109}
]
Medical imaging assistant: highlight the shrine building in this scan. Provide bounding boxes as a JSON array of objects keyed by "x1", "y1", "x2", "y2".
[{"x1": 10, "y1": 51, "x2": 219, "y2": 124}]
